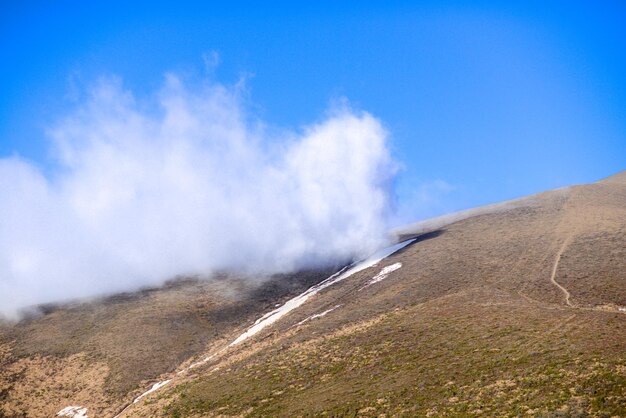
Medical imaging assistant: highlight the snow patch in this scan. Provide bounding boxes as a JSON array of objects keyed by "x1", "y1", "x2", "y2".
[
  {"x1": 115, "y1": 239, "x2": 415, "y2": 415},
  {"x1": 229, "y1": 238, "x2": 415, "y2": 346},
  {"x1": 133, "y1": 380, "x2": 171, "y2": 403},
  {"x1": 57, "y1": 406, "x2": 88, "y2": 418},
  {"x1": 296, "y1": 305, "x2": 341, "y2": 326},
  {"x1": 185, "y1": 351, "x2": 222, "y2": 371},
  {"x1": 359, "y1": 262, "x2": 402, "y2": 290}
]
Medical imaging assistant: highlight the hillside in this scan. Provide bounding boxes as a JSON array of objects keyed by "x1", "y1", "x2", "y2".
[
  {"x1": 2, "y1": 172, "x2": 625, "y2": 417},
  {"x1": 0, "y1": 270, "x2": 340, "y2": 417}
]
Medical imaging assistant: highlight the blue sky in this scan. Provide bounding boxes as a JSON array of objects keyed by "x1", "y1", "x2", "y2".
[{"x1": 1, "y1": 0, "x2": 625, "y2": 221}]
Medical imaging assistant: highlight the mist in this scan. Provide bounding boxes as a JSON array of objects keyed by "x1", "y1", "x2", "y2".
[{"x1": 0, "y1": 75, "x2": 397, "y2": 318}]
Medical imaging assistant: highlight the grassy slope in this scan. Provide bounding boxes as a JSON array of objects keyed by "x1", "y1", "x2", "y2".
[
  {"x1": 0, "y1": 270, "x2": 339, "y2": 417},
  {"x1": 141, "y1": 177, "x2": 625, "y2": 417},
  {"x1": 1, "y1": 174, "x2": 624, "y2": 417},
  {"x1": 166, "y1": 298, "x2": 624, "y2": 417}
]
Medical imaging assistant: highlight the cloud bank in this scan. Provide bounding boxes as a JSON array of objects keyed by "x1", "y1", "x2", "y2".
[{"x1": 0, "y1": 75, "x2": 397, "y2": 317}]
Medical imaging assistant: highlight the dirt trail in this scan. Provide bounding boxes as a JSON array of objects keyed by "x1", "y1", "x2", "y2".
[
  {"x1": 548, "y1": 237, "x2": 625, "y2": 314},
  {"x1": 550, "y1": 236, "x2": 574, "y2": 307}
]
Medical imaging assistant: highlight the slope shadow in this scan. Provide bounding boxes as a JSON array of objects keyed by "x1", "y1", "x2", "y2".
[
  {"x1": 206, "y1": 266, "x2": 342, "y2": 326},
  {"x1": 208, "y1": 230, "x2": 445, "y2": 327},
  {"x1": 393, "y1": 229, "x2": 445, "y2": 256}
]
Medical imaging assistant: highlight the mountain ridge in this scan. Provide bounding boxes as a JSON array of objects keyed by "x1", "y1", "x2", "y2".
[{"x1": 1, "y1": 171, "x2": 625, "y2": 417}]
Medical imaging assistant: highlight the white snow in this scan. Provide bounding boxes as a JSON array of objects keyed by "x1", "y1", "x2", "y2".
[
  {"x1": 295, "y1": 305, "x2": 341, "y2": 326},
  {"x1": 57, "y1": 406, "x2": 88, "y2": 418},
  {"x1": 133, "y1": 380, "x2": 171, "y2": 403},
  {"x1": 229, "y1": 238, "x2": 415, "y2": 346},
  {"x1": 185, "y1": 352, "x2": 220, "y2": 371},
  {"x1": 359, "y1": 262, "x2": 402, "y2": 290},
  {"x1": 114, "y1": 238, "x2": 415, "y2": 414}
]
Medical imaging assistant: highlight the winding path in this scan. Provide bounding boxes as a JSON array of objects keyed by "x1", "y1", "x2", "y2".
[{"x1": 550, "y1": 236, "x2": 574, "y2": 307}]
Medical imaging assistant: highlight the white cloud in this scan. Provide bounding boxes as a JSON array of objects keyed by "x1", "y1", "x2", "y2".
[{"x1": 0, "y1": 75, "x2": 397, "y2": 318}]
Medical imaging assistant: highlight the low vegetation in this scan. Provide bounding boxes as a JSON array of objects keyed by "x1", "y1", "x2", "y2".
[{"x1": 164, "y1": 299, "x2": 625, "y2": 417}]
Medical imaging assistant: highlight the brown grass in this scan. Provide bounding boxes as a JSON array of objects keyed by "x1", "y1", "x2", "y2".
[{"x1": 2, "y1": 173, "x2": 625, "y2": 417}]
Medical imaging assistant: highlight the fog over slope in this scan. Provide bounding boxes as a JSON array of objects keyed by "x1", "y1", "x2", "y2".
[{"x1": 0, "y1": 75, "x2": 397, "y2": 317}]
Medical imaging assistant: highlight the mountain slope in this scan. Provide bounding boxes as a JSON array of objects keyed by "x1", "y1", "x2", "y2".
[
  {"x1": 0, "y1": 270, "x2": 340, "y2": 417},
  {"x1": 2, "y1": 172, "x2": 625, "y2": 417},
  {"x1": 131, "y1": 172, "x2": 626, "y2": 417}
]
